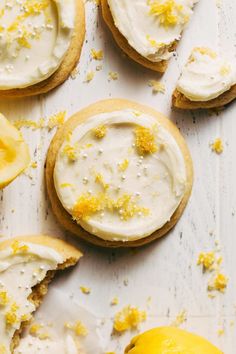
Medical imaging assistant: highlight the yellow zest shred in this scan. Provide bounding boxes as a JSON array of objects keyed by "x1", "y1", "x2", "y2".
[
  {"x1": 72, "y1": 194, "x2": 104, "y2": 221},
  {"x1": 29, "y1": 323, "x2": 42, "y2": 335},
  {"x1": 135, "y1": 126, "x2": 157, "y2": 155},
  {"x1": 113, "y1": 306, "x2": 146, "y2": 332},
  {"x1": 171, "y1": 310, "x2": 187, "y2": 327},
  {"x1": 14, "y1": 119, "x2": 43, "y2": 130},
  {"x1": 194, "y1": 47, "x2": 217, "y2": 59},
  {"x1": 85, "y1": 71, "x2": 95, "y2": 83},
  {"x1": 30, "y1": 161, "x2": 38, "y2": 169},
  {"x1": 14, "y1": 112, "x2": 66, "y2": 130},
  {"x1": 118, "y1": 159, "x2": 129, "y2": 172},
  {"x1": 111, "y1": 297, "x2": 119, "y2": 306},
  {"x1": 91, "y1": 49, "x2": 104, "y2": 60},
  {"x1": 112, "y1": 194, "x2": 149, "y2": 221},
  {"x1": 65, "y1": 321, "x2": 88, "y2": 336},
  {"x1": 21, "y1": 314, "x2": 30, "y2": 322},
  {"x1": 220, "y1": 65, "x2": 231, "y2": 76},
  {"x1": 5, "y1": 302, "x2": 19, "y2": 327},
  {"x1": 60, "y1": 183, "x2": 73, "y2": 188},
  {"x1": 108, "y1": 71, "x2": 118, "y2": 81},
  {"x1": 148, "y1": 0, "x2": 189, "y2": 27},
  {"x1": 11, "y1": 240, "x2": 29, "y2": 255},
  {"x1": 72, "y1": 193, "x2": 149, "y2": 221},
  {"x1": 217, "y1": 328, "x2": 225, "y2": 337},
  {"x1": 29, "y1": 323, "x2": 50, "y2": 339},
  {"x1": 8, "y1": 0, "x2": 50, "y2": 32},
  {"x1": 95, "y1": 173, "x2": 110, "y2": 190},
  {"x1": 148, "y1": 80, "x2": 165, "y2": 94},
  {"x1": 0, "y1": 292, "x2": 9, "y2": 306},
  {"x1": 48, "y1": 111, "x2": 66, "y2": 130},
  {"x1": 208, "y1": 273, "x2": 228, "y2": 293},
  {"x1": 93, "y1": 125, "x2": 107, "y2": 139},
  {"x1": 80, "y1": 286, "x2": 91, "y2": 295},
  {"x1": 211, "y1": 138, "x2": 223, "y2": 154},
  {"x1": 197, "y1": 252, "x2": 216, "y2": 271},
  {"x1": 62, "y1": 144, "x2": 78, "y2": 161}
]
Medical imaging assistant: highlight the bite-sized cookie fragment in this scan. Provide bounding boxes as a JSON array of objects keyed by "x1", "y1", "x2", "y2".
[
  {"x1": 173, "y1": 47, "x2": 236, "y2": 109},
  {"x1": 0, "y1": 113, "x2": 30, "y2": 189},
  {"x1": 125, "y1": 327, "x2": 222, "y2": 354},
  {"x1": 46, "y1": 99, "x2": 193, "y2": 248},
  {"x1": 0, "y1": 0, "x2": 85, "y2": 97},
  {"x1": 101, "y1": 0, "x2": 199, "y2": 72},
  {"x1": 0, "y1": 235, "x2": 82, "y2": 353}
]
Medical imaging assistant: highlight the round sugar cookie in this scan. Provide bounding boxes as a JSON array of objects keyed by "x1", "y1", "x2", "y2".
[
  {"x1": 46, "y1": 99, "x2": 193, "y2": 248},
  {"x1": 0, "y1": 0, "x2": 85, "y2": 98}
]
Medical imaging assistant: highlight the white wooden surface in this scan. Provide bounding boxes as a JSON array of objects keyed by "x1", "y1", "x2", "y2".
[{"x1": 0, "y1": 0, "x2": 236, "y2": 352}]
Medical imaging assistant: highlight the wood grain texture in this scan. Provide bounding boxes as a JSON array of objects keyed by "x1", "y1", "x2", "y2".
[{"x1": 0, "y1": 0, "x2": 235, "y2": 352}]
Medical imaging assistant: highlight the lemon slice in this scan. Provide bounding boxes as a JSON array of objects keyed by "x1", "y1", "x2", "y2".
[{"x1": 0, "y1": 113, "x2": 30, "y2": 188}]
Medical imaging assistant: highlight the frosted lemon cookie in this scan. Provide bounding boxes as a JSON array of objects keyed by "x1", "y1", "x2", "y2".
[
  {"x1": 125, "y1": 327, "x2": 222, "y2": 353},
  {"x1": 173, "y1": 47, "x2": 236, "y2": 109},
  {"x1": 101, "y1": 0, "x2": 198, "y2": 72},
  {"x1": 16, "y1": 288, "x2": 103, "y2": 353},
  {"x1": 46, "y1": 99, "x2": 193, "y2": 247},
  {"x1": 0, "y1": 235, "x2": 82, "y2": 353},
  {"x1": 0, "y1": 0, "x2": 85, "y2": 97},
  {"x1": 0, "y1": 113, "x2": 30, "y2": 188}
]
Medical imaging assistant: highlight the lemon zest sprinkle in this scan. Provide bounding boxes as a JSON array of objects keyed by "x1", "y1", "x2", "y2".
[
  {"x1": 118, "y1": 159, "x2": 129, "y2": 172},
  {"x1": 91, "y1": 49, "x2": 104, "y2": 60},
  {"x1": 148, "y1": 0, "x2": 188, "y2": 27},
  {"x1": 135, "y1": 126, "x2": 157, "y2": 155},
  {"x1": 80, "y1": 286, "x2": 91, "y2": 295},
  {"x1": 93, "y1": 125, "x2": 107, "y2": 139},
  {"x1": 95, "y1": 173, "x2": 110, "y2": 190},
  {"x1": 108, "y1": 71, "x2": 118, "y2": 81},
  {"x1": 113, "y1": 306, "x2": 146, "y2": 332},
  {"x1": 48, "y1": 111, "x2": 66, "y2": 130},
  {"x1": 148, "y1": 80, "x2": 165, "y2": 94},
  {"x1": 65, "y1": 321, "x2": 88, "y2": 336},
  {"x1": 211, "y1": 138, "x2": 223, "y2": 154},
  {"x1": 0, "y1": 292, "x2": 9, "y2": 306},
  {"x1": 208, "y1": 273, "x2": 228, "y2": 293},
  {"x1": 5, "y1": 302, "x2": 19, "y2": 327},
  {"x1": 111, "y1": 297, "x2": 119, "y2": 306},
  {"x1": 197, "y1": 252, "x2": 216, "y2": 271},
  {"x1": 11, "y1": 240, "x2": 29, "y2": 255}
]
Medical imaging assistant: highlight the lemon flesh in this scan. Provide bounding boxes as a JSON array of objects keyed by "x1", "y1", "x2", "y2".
[{"x1": 0, "y1": 114, "x2": 30, "y2": 188}]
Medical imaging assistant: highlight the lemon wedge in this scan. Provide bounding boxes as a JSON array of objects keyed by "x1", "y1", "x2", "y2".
[{"x1": 0, "y1": 113, "x2": 30, "y2": 188}]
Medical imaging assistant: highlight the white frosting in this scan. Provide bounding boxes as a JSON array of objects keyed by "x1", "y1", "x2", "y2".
[
  {"x1": 177, "y1": 48, "x2": 236, "y2": 101},
  {"x1": 0, "y1": 241, "x2": 63, "y2": 354},
  {"x1": 54, "y1": 109, "x2": 187, "y2": 242},
  {"x1": 15, "y1": 288, "x2": 104, "y2": 354},
  {"x1": 107, "y1": 0, "x2": 198, "y2": 62},
  {"x1": 0, "y1": 0, "x2": 75, "y2": 89}
]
